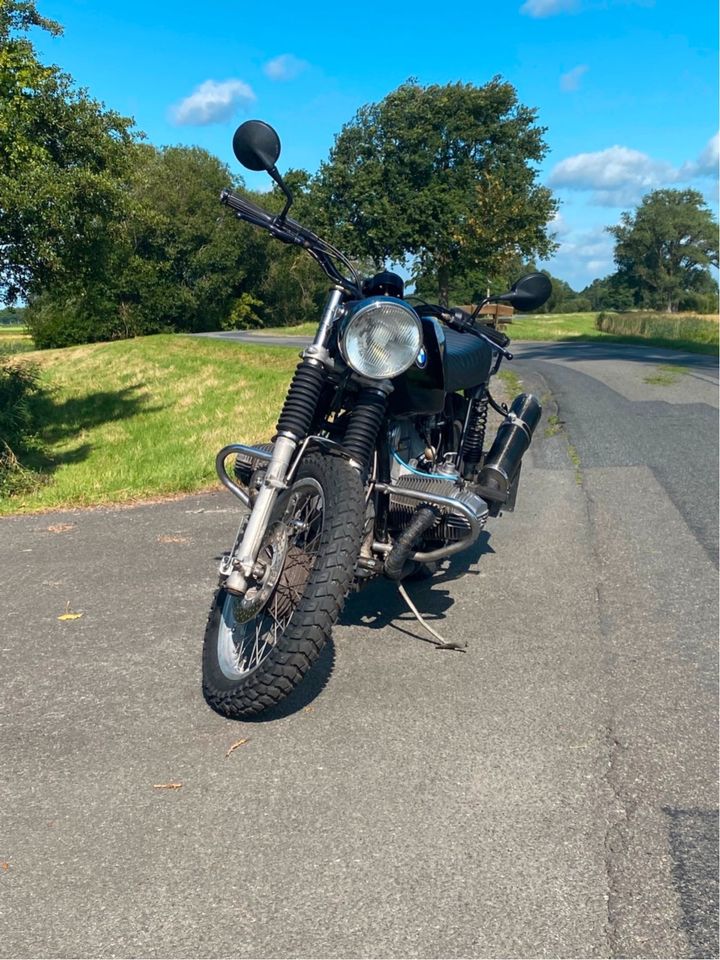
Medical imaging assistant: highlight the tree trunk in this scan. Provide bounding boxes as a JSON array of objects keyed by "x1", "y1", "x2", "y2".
[{"x1": 438, "y1": 262, "x2": 450, "y2": 308}]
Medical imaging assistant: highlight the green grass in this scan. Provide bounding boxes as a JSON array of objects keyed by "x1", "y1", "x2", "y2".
[
  {"x1": 643, "y1": 363, "x2": 689, "y2": 385},
  {"x1": 505, "y1": 311, "x2": 718, "y2": 354},
  {"x1": 596, "y1": 311, "x2": 718, "y2": 352},
  {"x1": 0, "y1": 326, "x2": 34, "y2": 356},
  {"x1": 567, "y1": 442, "x2": 582, "y2": 485},
  {"x1": 0, "y1": 334, "x2": 298, "y2": 514},
  {"x1": 260, "y1": 321, "x2": 317, "y2": 337},
  {"x1": 544, "y1": 414, "x2": 563, "y2": 438},
  {"x1": 497, "y1": 368, "x2": 523, "y2": 397},
  {"x1": 261, "y1": 311, "x2": 718, "y2": 355},
  {"x1": 504, "y1": 312, "x2": 599, "y2": 341}
]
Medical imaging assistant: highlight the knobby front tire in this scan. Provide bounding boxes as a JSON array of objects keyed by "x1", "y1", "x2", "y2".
[{"x1": 202, "y1": 453, "x2": 365, "y2": 719}]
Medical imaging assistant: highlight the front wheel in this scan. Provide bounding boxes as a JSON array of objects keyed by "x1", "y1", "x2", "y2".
[{"x1": 202, "y1": 453, "x2": 365, "y2": 718}]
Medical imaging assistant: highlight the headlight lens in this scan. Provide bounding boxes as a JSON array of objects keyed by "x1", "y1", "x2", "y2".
[{"x1": 339, "y1": 297, "x2": 422, "y2": 379}]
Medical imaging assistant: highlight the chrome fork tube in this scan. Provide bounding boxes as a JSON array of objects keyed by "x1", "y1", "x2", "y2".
[
  {"x1": 224, "y1": 435, "x2": 296, "y2": 595},
  {"x1": 222, "y1": 287, "x2": 343, "y2": 596},
  {"x1": 314, "y1": 287, "x2": 343, "y2": 348}
]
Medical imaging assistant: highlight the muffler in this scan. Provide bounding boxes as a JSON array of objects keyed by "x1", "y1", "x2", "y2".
[{"x1": 475, "y1": 393, "x2": 542, "y2": 504}]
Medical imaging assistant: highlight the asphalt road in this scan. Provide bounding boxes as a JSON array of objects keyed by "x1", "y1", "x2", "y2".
[{"x1": 1, "y1": 340, "x2": 718, "y2": 959}]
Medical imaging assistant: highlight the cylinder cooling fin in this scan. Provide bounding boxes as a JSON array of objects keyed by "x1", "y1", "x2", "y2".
[{"x1": 388, "y1": 475, "x2": 489, "y2": 542}]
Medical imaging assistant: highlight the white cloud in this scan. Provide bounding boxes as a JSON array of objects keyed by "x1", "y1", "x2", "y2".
[
  {"x1": 548, "y1": 145, "x2": 677, "y2": 206},
  {"x1": 680, "y1": 132, "x2": 719, "y2": 178},
  {"x1": 542, "y1": 225, "x2": 615, "y2": 287},
  {"x1": 549, "y1": 138, "x2": 720, "y2": 207},
  {"x1": 522, "y1": 0, "x2": 653, "y2": 15},
  {"x1": 263, "y1": 54, "x2": 308, "y2": 81},
  {"x1": 560, "y1": 64, "x2": 589, "y2": 92},
  {"x1": 549, "y1": 211, "x2": 572, "y2": 237},
  {"x1": 520, "y1": 0, "x2": 579, "y2": 15},
  {"x1": 170, "y1": 79, "x2": 255, "y2": 126}
]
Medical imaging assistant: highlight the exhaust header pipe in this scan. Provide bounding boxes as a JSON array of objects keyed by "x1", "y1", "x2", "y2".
[{"x1": 475, "y1": 393, "x2": 542, "y2": 503}]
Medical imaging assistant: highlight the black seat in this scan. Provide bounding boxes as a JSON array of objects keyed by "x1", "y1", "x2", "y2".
[{"x1": 441, "y1": 325, "x2": 494, "y2": 392}]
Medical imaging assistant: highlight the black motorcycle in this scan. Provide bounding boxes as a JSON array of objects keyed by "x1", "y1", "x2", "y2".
[{"x1": 202, "y1": 120, "x2": 551, "y2": 718}]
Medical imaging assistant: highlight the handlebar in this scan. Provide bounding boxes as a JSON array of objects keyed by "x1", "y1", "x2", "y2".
[
  {"x1": 220, "y1": 188, "x2": 360, "y2": 294},
  {"x1": 419, "y1": 302, "x2": 513, "y2": 359}
]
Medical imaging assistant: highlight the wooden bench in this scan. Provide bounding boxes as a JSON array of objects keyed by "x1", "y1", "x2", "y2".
[{"x1": 458, "y1": 303, "x2": 514, "y2": 328}]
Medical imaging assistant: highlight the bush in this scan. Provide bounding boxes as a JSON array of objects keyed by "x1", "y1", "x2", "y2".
[
  {"x1": 0, "y1": 357, "x2": 45, "y2": 495},
  {"x1": 24, "y1": 293, "x2": 151, "y2": 349},
  {"x1": 221, "y1": 293, "x2": 264, "y2": 331},
  {"x1": 596, "y1": 311, "x2": 719, "y2": 348}
]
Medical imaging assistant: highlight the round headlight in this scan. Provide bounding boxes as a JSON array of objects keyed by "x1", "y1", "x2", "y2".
[{"x1": 339, "y1": 297, "x2": 422, "y2": 380}]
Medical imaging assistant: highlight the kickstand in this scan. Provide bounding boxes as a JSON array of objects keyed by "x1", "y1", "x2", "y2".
[{"x1": 397, "y1": 583, "x2": 467, "y2": 652}]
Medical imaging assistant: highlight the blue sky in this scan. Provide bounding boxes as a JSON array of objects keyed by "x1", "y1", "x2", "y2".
[{"x1": 34, "y1": 0, "x2": 718, "y2": 290}]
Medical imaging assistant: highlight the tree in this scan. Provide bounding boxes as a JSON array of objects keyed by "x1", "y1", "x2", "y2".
[
  {"x1": 608, "y1": 189, "x2": 719, "y2": 313},
  {"x1": 26, "y1": 144, "x2": 272, "y2": 345},
  {"x1": 313, "y1": 79, "x2": 557, "y2": 305},
  {"x1": 0, "y1": 0, "x2": 137, "y2": 303}
]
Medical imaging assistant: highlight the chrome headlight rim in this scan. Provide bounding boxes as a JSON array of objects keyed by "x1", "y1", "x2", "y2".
[{"x1": 338, "y1": 296, "x2": 423, "y2": 380}]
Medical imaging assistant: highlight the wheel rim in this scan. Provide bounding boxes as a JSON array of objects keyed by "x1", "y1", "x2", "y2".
[{"x1": 217, "y1": 478, "x2": 325, "y2": 680}]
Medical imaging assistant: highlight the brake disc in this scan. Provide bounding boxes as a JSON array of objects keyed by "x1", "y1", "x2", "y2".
[{"x1": 231, "y1": 522, "x2": 288, "y2": 623}]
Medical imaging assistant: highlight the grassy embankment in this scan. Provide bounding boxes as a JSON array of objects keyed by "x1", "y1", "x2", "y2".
[
  {"x1": 1, "y1": 334, "x2": 297, "y2": 515},
  {"x1": 262, "y1": 311, "x2": 719, "y2": 355},
  {"x1": 2, "y1": 307, "x2": 716, "y2": 514}
]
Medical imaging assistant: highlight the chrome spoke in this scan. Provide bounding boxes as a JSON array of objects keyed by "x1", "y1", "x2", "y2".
[{"x1": 217, "y1": 477, "x2": 326, "y2": 682}]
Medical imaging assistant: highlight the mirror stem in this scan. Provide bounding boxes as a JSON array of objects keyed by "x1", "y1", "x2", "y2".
[
  {"x1": 471, "y1": 297, "x2": 492, "y2": 322},
  {"x1": 269, "y1": 166, "x2": 293, "y2": 221}
]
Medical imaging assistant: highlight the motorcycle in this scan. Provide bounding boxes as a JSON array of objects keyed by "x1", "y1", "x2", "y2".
[{"x1": 202, "y1": 120, "x2": 552, "y2": 718}]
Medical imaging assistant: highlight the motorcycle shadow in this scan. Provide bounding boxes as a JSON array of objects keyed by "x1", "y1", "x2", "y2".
[
  {"x1": 238, "y1": 532, "x2": 492, "y2": 723},
  {"x1": 339, "y1": 529, "x2": 494, "y2": 636}
]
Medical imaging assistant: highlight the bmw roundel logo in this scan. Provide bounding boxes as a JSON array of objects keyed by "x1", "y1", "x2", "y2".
[{"x1": 415, "y1": 345, "x2": 428, "y2": 369}]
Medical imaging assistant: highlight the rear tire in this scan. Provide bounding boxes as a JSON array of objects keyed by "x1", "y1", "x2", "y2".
[{"x1": 202, "y1": 453, "x2": 364, "y2": 718}]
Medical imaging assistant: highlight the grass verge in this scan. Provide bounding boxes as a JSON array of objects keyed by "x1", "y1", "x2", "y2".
[
  {"x1": 0, "y1": 334, "x2": 298, "y2": 515},
  {"x1": 257, "y1": 322, "x2": 316, "y2": 337},
  {"x1": 505, "y1": 311, "x2": 717, "y2": 354}
]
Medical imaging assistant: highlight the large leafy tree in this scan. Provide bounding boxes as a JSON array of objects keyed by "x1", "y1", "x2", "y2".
[
  {"x1": 608, "y1": 189, "x2": 719, "y2": 313},
  {"x1": 313, "y1": 78, "x2": 557, "y2": 305},
  {"x1": 0, "y1": 0, "x2": 137, "y2": 303},
  {"x1": 27, "y1": 145, "x2": 273, "y2": 345}
]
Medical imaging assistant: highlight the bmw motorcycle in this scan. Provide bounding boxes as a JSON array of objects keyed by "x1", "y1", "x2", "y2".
[{"x1": 202, "y1": 120, "x2": 551, "y2": 718}]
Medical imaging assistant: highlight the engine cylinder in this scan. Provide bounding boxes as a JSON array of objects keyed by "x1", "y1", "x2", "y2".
[{"x1": 476, "y1": 393, "x2": 542, "y2": 501}]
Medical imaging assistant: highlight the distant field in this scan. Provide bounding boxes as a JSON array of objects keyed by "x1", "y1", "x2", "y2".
[
  {"x1": 1, "y1": 334, "x2": 297, "y2": 514},
  {"x1": 261, "y1": 311, "x2": 718, "y2": 354},
  {"x1": 0, "y1": 326, "x2": 33, "y2": 355}
]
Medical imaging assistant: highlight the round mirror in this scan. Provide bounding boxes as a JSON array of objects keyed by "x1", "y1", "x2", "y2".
[
  {"x1": 499, "y1": 273, "x2": 552, "y2": 312},
  {"x1": 232, "y1": 120, "x2": 281, "y2": 172}
]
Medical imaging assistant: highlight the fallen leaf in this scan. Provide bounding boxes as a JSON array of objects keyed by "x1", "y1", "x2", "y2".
[
  {"x1": 58, "y1": 601, "x2": 83, "y2": 622},
  {"x1": 157, "y1": 534, "x2": 191, "y2": 544},
  {"x1": 303, "y1": 706, "x2": 315, "y2": 713},
  {"x1": 153, "y1": 782, "x2": 183, "y2": 790},
  {"x1": 225, "y1": 737, "x2": 250, "y2": 758},
  {"x1": 1, "y1": 862, "x2": 9, "y2": 872},
  {"x1": 47, "y1": 523, "x2": 75, "y2": 534}
]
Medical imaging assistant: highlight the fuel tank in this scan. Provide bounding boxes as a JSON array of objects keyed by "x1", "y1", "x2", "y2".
[{"x1": 387, "y1": 316, "x2": 446, "y2": 416}]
